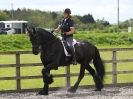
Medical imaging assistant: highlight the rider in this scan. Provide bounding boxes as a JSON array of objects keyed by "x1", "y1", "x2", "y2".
[{"x1": 52, "y1": 8, "x2": 77, "y2": 65}]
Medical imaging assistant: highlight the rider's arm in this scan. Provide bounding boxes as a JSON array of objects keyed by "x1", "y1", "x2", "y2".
[
  {"x1": 65, "y1": 19, "x2": 75, "y2": 35},
  {"x1": 65, "y1": 27, "x2": 75, "y2": 35}
]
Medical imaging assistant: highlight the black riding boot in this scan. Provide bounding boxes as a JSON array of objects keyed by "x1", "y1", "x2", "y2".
[{"x1": 70, "y1": 46, "x2": 77, "y2": 65}]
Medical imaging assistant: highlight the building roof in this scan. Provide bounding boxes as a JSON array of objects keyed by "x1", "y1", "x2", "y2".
[{"x1": 0, "y1": 20, "x2": 28, "y2": 24}]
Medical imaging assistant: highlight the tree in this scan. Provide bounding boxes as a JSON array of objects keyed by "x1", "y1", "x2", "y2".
[
  {"x1": 51, "y1": 12, "x2": 58, "y2": 19},
  {"x1": 77, "y1": 14, "x2": 95, "y2": 24},
  {"x1": 0, "y1": 10, "x2": 9, "y2": 21},
  {"x1": 0, "y1": 9, "x2": 113, "y2": 31},
  {"x1": 119, "y1": 20, "x2": 130, "y2": 29},
  {"x1": 96, "y1": 18, "x2": 110, "y2": 29}
]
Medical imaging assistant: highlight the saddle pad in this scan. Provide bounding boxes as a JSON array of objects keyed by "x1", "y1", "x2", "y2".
[{"x1": 59, "y1": 36, "x2": 77, "y2": 56}]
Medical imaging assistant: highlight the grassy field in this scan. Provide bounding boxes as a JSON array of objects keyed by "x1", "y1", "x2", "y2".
[
  {"x1": 0, "y1": 47, "x2": 133, "y2": 91},
  {"x1": 0, "y1": 31, "x2": 133, "y2": 90}
]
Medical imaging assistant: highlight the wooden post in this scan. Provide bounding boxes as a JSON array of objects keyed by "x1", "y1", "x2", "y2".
[
  {"x1": 16, "y1": 52, "x2": 21, "y2": 91},
  {"x1": 112, "y1": 50, "x2": 117, "y2": 85},
  {"x1": 65, "y1": 66, "x2": 70, "y2": 88}
]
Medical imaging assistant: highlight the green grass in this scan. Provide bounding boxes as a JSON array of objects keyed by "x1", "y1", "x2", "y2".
[
  {"x1": 0, "y1": 32, "x2": 133, "y2": 51},
  {"x1": 0, "y1": 34, "x2": 31, "y2": 51},
  {"x1": 75, "y1": 32, "x2": 133, "y2": 46},
  {"x1": 0, "y1": 31, "x2": 133, "y2": 90},
  {"x1": 0, "y1": 48, "x2": 133, "y2": 90}
]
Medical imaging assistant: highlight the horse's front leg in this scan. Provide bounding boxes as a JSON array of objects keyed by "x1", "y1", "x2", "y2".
[
  {"x1": 39, "y1": 67, "x2": 53, "y2": 95},
  {"x1": 38, "y1": 82, "x2": 49, "y2": 95},
  {"x1": 39, "y1": 62, "x2": 58, "y2": 95}
]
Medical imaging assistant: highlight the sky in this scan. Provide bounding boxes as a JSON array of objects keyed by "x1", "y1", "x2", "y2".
[{"x1": 0, "y1": 0, "x2": 133, "y2": 23}]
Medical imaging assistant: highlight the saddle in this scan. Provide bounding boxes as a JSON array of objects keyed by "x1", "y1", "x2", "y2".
[{"x1": 59, "y1": 36, "x2": 77, "y2": 56}]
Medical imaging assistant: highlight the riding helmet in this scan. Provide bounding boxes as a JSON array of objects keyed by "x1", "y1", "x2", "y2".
[{"x1": 64, "y1": 8, "x2": 71, "y2": 14}]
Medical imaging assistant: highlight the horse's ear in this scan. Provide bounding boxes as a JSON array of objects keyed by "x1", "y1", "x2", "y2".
[
  {"x1": 32, "y1": 28, "x2": 36, "y2": 34},
  {"x1": 26, "y1": 27, "x2": 31, "y2": 36}
]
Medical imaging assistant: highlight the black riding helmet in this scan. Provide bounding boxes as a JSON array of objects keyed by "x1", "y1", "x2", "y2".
[{"x1": 64, "y1": 8, "x2": 71, "y2": 14}]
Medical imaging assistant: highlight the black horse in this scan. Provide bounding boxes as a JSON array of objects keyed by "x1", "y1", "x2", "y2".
[{"x1": 27, "y1": 27, "x2": 105, "y2": 95}]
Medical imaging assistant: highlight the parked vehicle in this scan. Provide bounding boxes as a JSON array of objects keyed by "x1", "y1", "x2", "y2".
[{"x1": 0, "y1": 28, "x2": 15, "y2": 35}]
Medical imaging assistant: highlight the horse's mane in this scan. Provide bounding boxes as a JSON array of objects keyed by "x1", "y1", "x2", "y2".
[
  {"x1": 36, "y1": 28, "x2": 57, "y2": 41},
  {"x1": 37, "y1": 28, "x2": 50, "y2": 34}
]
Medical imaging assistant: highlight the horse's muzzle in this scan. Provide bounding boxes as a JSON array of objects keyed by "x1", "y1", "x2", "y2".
[
  {"x1": 32, "y1": 47, "x2": 39, "y2": 55},
  {"x1": 33, "y1": 51, "x2": 39, "y2": 55}
]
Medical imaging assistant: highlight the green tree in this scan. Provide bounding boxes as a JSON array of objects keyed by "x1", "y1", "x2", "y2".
[
  {"x1": 119, "y1": 20, "x2": 129, "y2": 29},
  {"x1": 77, "y1": 14, "x2": 95, "y2": 24},
  {"x1": 0, "y1": 10, "x2": 9, "y2": 21},
  {"x1": 96, "y1": 18, "x2": 110, "y2": 29}
]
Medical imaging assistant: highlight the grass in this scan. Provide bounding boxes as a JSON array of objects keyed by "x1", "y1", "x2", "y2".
[
  {"x1": 0, "y1": 34, "x2": 31, "y2": 51},
  {"x1": 74, "y1": 32, "x2": 133, "y2": 46},
  {"x1": 0, "y1": 47, "x2": 133, "y2": 90},
  {"x1": 0, "y1": 32, "x2": 133, "y2": 51}
]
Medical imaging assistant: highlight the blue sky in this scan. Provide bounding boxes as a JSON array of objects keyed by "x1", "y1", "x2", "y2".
[{"x1": 0, "y1": 0, "x2": 133, "y2": 23}]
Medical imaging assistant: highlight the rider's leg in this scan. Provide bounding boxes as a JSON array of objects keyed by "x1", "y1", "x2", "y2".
[{"x1": 65, "y1": 37, "x2": 77, "y2": 65}]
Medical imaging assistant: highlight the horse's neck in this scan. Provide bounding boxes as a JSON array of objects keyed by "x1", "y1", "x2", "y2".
[{"x1": 41, "y1": 38, "x2": 60, "y2": 53}]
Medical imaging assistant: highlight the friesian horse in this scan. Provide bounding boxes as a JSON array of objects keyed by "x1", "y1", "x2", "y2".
[{"x1": 27, "y1": 27, "x2": 105, "y2": 95}]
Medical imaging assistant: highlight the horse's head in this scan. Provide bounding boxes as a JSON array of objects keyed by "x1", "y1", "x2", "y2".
[
  {"x1": 27, "y1": 27, "x2": 56, "y2": 55},
  {"x1": 27, "y1": 27, "x2": 41, "y2": 55}
]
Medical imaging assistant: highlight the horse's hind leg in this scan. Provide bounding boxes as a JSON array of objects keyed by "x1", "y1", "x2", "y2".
[
  {"x1": 85, "y1": 65, "x2": 103, "y2": 91},
  {"x1": 68, "y1": 64, "x2": 85, "y2": 93}
]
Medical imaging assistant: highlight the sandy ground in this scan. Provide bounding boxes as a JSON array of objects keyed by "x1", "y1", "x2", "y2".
[{"x1": 0, "y1": 86, "x2": 133, "y2": 99}]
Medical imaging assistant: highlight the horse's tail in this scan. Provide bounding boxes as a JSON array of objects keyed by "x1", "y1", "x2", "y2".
[{"x1": 93, "y1": 47, "x2": 105, "y2": 81}]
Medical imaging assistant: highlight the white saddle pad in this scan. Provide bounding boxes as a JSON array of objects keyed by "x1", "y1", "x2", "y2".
[{"x1": 59, "y1": 36, "x2": 77, "y2": 56}]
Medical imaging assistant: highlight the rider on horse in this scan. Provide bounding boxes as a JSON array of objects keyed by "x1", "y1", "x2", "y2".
[{"x1": 52, "y1": 8, "x2": 77, "y2": 65}]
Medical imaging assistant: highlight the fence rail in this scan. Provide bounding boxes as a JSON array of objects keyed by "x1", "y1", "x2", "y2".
[{"x1": 0, "y1": 48, "x2": 133, "y2": 92}]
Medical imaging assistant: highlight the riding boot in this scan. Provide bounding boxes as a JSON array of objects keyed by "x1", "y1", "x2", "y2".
[{"x1": 70, "y1": 46, "x2": 77, "y2": 65}]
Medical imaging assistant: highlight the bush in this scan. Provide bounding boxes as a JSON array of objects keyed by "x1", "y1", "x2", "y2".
[
  {"x1": 75, "y1": 32, "x2": 133, "y2": 46},
  {"x1": 0, "y1": 32, "x2": 133, "y2": 51},
  {"x1": 0, "y1": 34, "x2": 31, "y2": 51}
]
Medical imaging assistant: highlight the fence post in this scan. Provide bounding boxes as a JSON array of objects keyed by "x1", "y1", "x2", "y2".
[
  {"x1": 16, "y1": 52, "x2": 21, "y2": 91},
  {"x1": 112, "y1": 50, "x2": 117, "y2": 86},
  {"x1": 66, "y1": 65, "x2": 70, "y2": 88}
]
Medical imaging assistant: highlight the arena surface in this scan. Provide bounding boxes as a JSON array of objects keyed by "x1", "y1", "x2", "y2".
[{"x1": 0, "y1": 86, "x2": 133, "y2": 99}]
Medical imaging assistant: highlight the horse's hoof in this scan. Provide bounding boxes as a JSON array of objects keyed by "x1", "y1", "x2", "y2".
[
  {"x1": 38, "y1": 90, "x2": 48, "y2": 95},
  {"x1": 67, "y1": 87, "x2": 76, "y2": 93},
  {"x1": 94, "y1": 89, "x2": 101, "y2": 91}
]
